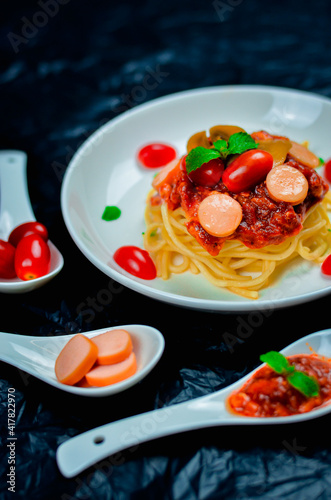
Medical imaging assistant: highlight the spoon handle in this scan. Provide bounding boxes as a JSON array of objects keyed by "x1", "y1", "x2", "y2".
[
  {"x1": 0, "y1": 150, "x2": 35, "y2": 239},
  {"x1": 56, "y1": 396, "x2": 228, "y2": 478}
]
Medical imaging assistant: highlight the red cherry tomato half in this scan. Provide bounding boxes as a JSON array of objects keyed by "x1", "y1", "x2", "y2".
[
  {"x1": 0, "y1": 240, "x2": 16, "y2": 279},
  {"x1": 9, "y1": 221, "x2": 48, "y2": 247},
  {"x1": 324, "y1": 158, "x2": 331, "y2": 184},
  {"x1": 114, "y1": 245, "x2": 157, "y2": 280},
  {"x1": 14, "y1": 234, "x2": 51, "y2": 280},
  {"x1": 137, "y1": 143, "x2": 177, "y2": 169},
  {"x1": 222, "y1": 149, "x2": 274, "y2": 193},
  {"x1": 188, "y1": 158, "x2": 224, "y2": 187},
  {"x1": 321, "y1": 254, "x2": 331, "y2": 276}
]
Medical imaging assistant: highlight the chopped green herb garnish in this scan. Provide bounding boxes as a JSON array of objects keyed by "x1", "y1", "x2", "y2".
[
  {"x1": 260, "y1": 351, "x2": 319, "y2": 398},
  {"x1": 212, "y1": 139, "x2": 228, "y2": 155},
  {"x1": 319, "y1": 157, "x2": 325, "y2": 166},
  {"x1": 185, "y1": 147, "x2": 222, "y2": 174},
  {"x1": 102, "y1": 206, "x2": 121, "y2": 221},
  {"x1": 227, "y1": 132, "x2": 258, "y2": 157},
  {"x1": 260, "y1": 351, "x2": 294, "y2": 375},
  {"x1": 185, "y1": 132, "x2": 258, "y2": 174},
  {"x1": 287, "y1": 370, "x2": 319, "y2": 398}
]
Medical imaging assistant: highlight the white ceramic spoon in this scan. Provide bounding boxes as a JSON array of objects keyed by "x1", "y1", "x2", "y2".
[
  {"x1": 0, "y1": 324, "x2": 164, "y2": 396},
  {"x1": 0, "y1": 150, "x2": 64, "y2": 293},
  {"x1": 57, "y1": 328, "x2": 331, "y2": 478}
]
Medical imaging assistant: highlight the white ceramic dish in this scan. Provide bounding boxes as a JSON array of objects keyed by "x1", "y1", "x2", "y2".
[
  {"x1": 61, "y1": 85, "x2": 331, "y2": 312},
  {"x1": 57, "y1": 327, "x2": 331, "y2": 477},
  {"x1": 0, "y1": 325, "x2": 164, "y2": 397}
]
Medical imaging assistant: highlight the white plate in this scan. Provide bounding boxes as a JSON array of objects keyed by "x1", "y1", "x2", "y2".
[{"x1": 61, "y1": 85, "x2": 331, "y2": 312}]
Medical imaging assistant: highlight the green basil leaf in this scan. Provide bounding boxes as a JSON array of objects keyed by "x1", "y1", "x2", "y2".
[
  {"x1": 212, "y1": 139, "x2": 229, "y2": 157},
  {"x1": 260, "y1": 351, "x2": 291, "y2": 374},
  {"x1": 287, "y1": 371, "x2": 320, "y2": 398},
  {"x1": 227, "y1": 132, "x2": 258, "y2": 155},
  {"x1": 185, "y1": 147, "x2": 221, "y2": 174}
]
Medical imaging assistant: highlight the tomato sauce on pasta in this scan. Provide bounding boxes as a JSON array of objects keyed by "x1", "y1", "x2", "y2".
[
  {"x1": 151, "y1": 159, "x2": 328, "y2": 256},
  {"x1": 143, "y1": 127, "x2": 331, "y2": 299}
]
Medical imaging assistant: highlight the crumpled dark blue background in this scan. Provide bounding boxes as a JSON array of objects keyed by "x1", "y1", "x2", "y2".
[{"x1": 1, "y1": 1, "x2": 331, "y2": 498}]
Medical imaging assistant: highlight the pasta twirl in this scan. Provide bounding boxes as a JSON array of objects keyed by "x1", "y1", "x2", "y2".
[{"x1": 144, "y1": 190, "x2": 331, "y2": 300}]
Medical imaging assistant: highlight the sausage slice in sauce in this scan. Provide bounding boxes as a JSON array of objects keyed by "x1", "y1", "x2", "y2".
[
  {"x1": 266, "y1": 164, "x2": 309, "y2": 205},
  {"x1": 198, "y1": 192, "x2": 243, "y2": 237},
  {"x1": 288, "y1": 141, "x2": 320, "y2": 169}
]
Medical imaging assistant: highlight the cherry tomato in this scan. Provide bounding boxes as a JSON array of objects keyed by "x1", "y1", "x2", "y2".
[
  {"x1": 324, "y1": 158, "x2": 331, "y2": 184},
  {"x1": 9, "y1": 221, "x2": 48, "y2": 247},
  {"x1": 188, "y1": 158, "x2": 224, "y2": 187},
  {"x1": 114, "y1": 245, "x2": 157, "y2": 280},
  {"x1": 14, "y1": 234, "x2": 51, "y2": 280},
  {"x1": 222, "y1": 149, "x2": 274, "y2": 193},
  {"x1": 0, "y1": 240, "x2": 16, "y2": 279},
  {"x1": 137, "y1": 143, "x2": 177, "y2": 169},
  {"x1": 321, "y1": 254, "x2": 331, "y2": 276}
]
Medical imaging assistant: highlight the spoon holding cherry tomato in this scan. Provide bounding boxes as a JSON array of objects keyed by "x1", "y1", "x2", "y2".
[
  {"x1": 14, "y1": 234, "x2": 51, "y2": 281},
  {"x1": 9, "y1": 221, "x2": 48, "y2": 247},
  {"x1": 0, "y1": 150, "x2": 63, "y2": 293},
  {"x1": 0, "y1": 240, "x2": 16, "y2": 279}
]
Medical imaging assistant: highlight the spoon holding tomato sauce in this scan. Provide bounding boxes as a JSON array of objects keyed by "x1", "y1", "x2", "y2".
[
  {"x1": 0, "y1": 150, "x2": 64, "y2": 293},
  {"x1": 57, "y1": 328, "x2": 331, "y2": 478}
]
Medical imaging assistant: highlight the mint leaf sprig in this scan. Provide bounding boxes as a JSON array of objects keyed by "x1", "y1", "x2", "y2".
[
  {"x1": 186, "y1": 132, "x2": 258, "y2": 174},
  {"x1": 260, "y1": 351, "x2": 319, "y2": 398}
]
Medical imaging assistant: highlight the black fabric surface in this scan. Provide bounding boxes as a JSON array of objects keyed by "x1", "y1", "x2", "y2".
[{"x1": 1, "y1": 1, "x2": 331, "y2": 498}]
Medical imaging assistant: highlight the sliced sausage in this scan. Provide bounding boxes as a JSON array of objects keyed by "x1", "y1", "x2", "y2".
[
  {"x1": 198, "y1": 192, "x2": 243, "y2": 237},
  {"x1": 152, "y1": 158, "x2": 180, "y2": 190},
  {"x1": 55, "y1": 334, "x2": 98, "y2": 386},
  {"x1": 85, "y1": 352, "x2": 137, "y2": 387},
  {"x1": 92, "y1": 329, "x2": 133, "y2": 365},
  {"x1": 266, "y1": 164, "x2": 309, "y2": 205},
  {"x1": 288, "y1": 141, "x2": 319, "y2": 169}
]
